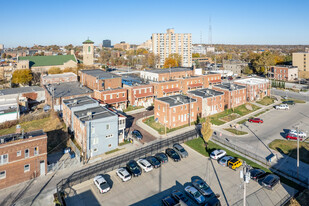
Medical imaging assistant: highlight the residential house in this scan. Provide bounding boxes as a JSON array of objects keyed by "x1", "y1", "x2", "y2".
[{"x1": 234, "y1": 78, "x2": 270, "y2": 101}]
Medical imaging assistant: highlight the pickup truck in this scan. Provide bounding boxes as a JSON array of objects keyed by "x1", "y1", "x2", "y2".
[{"x1": 275, "y1": 104, "x2": 289, "y2": 110}]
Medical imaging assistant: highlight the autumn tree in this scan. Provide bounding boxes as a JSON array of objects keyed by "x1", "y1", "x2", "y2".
[
  {"x1": 12, "y1": 69, "x2": 33, "y2": 86},
  {"x1": 48, "y1": 67, "x2": 62, "y2": 74},
  {"x1": 163, "y1": 53, "x2": 181, "y2": 68},
  {"x1": 251, "y1": 51, "x2": 276, "y2": 74},
  {"x1": 1, "y1": 53, "x2": 6, "y2": 58},
  {"x1": 201, "y1": 117, "x2": 213, "y2": 149},
  {"x1": 192, "y1": 53, "x2": 200, "y2": 58}
]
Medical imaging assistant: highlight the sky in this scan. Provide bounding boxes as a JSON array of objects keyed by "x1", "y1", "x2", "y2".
[{"x1": 1, "y1": 0, "x2": 309, "y2": 47}]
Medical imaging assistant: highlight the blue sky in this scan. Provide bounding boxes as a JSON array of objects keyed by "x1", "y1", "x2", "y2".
[{"x1": 1, "y1": 0, "x2": 309, "y2": 47}]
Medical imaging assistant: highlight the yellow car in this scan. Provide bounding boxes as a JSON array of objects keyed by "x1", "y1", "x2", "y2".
[{"x1": 227, "y1": 158, "x2": 243, "y2": 170}]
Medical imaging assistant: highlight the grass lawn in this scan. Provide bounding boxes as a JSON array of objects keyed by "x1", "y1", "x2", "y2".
[
  {"x1": 237, "y1": 118, "x2": 249, "y2": 125},
  {"x1": 256, "y1": 96, "x2": 276, "y2": 106},
  {"x1": 210, "y1": 103, "x2": 260, "y2": 125},
  {"x1": 123, "y1": 105, "x2": 144, "y2": 112},
  {"x1": 253, "y1": 109, "x2": 270, "y2": 117},
  {"x1": 220, "y1": 113, "x2": 240, "y2": 122},
  {"x1": 105, "y1": 148, "x2": 124, "y2": 155},
  {"x1": 119, "y1": 139, "x2": 131, "y2": 146},
  {"x1": 285, "y1": 98, "x2": 306, "y2": 104},
  {"x1": 185, "y1": 137, "x2": 305, "y2": 191},
  {"x1": 269, "y1": 139, "x2": 309, "y2": 165},
  {"x1": 224, "y1": 128, "x2": 248, "y2": 135},
  {"x1": 143, "y1": 116, "x2": 190, "y2": 134}
]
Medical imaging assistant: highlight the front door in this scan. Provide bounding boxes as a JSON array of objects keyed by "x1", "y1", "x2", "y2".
[{"x1": 40, "y1": 160, "x2": 45, "y2": 176}]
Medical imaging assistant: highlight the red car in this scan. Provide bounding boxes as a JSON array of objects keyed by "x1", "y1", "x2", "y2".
[
  {"x1": 248, "y1": 118, "x2": 263, "y2": 123},
  {"x1": 286, "y1": 133, "x2": 303, "y2": 141}
]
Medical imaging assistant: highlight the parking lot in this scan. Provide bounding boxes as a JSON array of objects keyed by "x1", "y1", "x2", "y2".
[{"x1": 65, "y1": 144, "x2": 296, "y2": 206}]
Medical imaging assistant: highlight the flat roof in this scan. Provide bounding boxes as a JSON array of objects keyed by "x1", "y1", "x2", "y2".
[
  {"x1": 157, "y1": 94, "x2": 196, "y2": 107},
  {"x1": 0, "y1": 130, "x2": 45, "y2": 145},
  {"x1": 0, "y1": 86, "x2": 44, "y2": 96},
  {"x1": 42, "y1": 72, "x2": 77, "y2": 79},
  {"x1": 189, "y1": 88, "x2": 224, "y2": 98},
  {"x1": 214, "y1": 83, "x2": 246, "y2": 91},
  {"x1": 80, "y1": 69, "x2": 121, "y2": 80},
  {"x1": 234, "y1": 78, "x2": 269, "y2": 85},
  {"x1": 74, "y1": 106, "x2": 117, "y2": 122},
  {"x1": 63, "y1": 96, "x2": 98, "y2": 108},
  {"x1": 45, "y1": 82, "x2": 93, "y2": 98},
  {"x1": 272, "y1": 65, "x2": 298, "y2": 69},
  {"x1": 144, "y1": 67, "x2": 192, "y2": 74}
]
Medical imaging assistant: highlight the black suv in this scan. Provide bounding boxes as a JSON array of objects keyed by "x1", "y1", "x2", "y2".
[
  {"x1": 165, "y1": 148, "x2": 181, "y2": 162},
  {"x1": 126, "y1": 160, "x2": 142, "y2": 177},
  {"x1": 282, "y1": 100, "x2": 295, "y2": 105}
]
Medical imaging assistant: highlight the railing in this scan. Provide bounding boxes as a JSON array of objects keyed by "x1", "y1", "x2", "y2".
[{"x1": 56, "y1": 129, "x2": 199, "y2": 205}]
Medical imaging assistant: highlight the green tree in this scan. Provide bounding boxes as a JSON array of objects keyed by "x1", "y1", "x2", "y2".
[
  {"x1": 48, "y1": 67, "x2": 62, "y2": 74},
  {"x1": 201, "y1": 117, "x2": 213, "y2": 149},
  {"x1": 12, "y1": 69, "x2": 33, "y2": 85},
  {"x1": 7, "y1": 55, "x2": 12, "y2": 59},
  {"x1": 1, "y1": 53, "x2": 6, "y2": 58},
  {"x1": 243, "y1": 66, "x2": 253, "y2": 74}
]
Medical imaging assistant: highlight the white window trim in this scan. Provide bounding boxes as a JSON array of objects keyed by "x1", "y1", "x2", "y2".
[
  {"x1": 0, "y1": 171, "x2": 6, "y2": 179},
  {"x1": 24, "y1": 164, "x2": 30, "y2": 173}
]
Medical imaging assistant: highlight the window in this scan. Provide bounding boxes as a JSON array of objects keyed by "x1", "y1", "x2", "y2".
[
  {"x1": 0, "y1": 171, "x2": 6, "y2": 179},
  {"x1": 117, "y1": 94, "x2": 119, "y2": 98},
  {"x1": 106, "y1": 124, "x2": 110, "y2": 130},
  {"x1": 0, "y1": 154, "x2": 8, "y2": 165},
  {"x1": 24, "y1": 164, "x2": 30, "y2": 173},
  {"x1": 106, "y1": 134, "x2": 113, "y2": 138},
  {"x1": 17, "y1": 151, "x2": 21, "y2": 157},
  {"x1": 158, "y1": 105, "x2": 160, "y2": 110},
  {"x1": 163, "y1": 107, "x2": 165, "y2": 112},
  {"x1": 25, "y1": 149, "x2": 29, "y2": 158},
  {"x1": 173, "y1": 117, "x2": 175, "y2": 122},
  {"x1": 173, "y1": 108, "x2": 176, "y2": 113},
  {"x1": 34, "y1": 147, "x2": 39, "y2": 156}
]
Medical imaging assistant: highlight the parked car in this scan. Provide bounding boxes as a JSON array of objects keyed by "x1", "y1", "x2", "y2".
[
  {"x1": 171, "y1": 190, "x2": 190, "y2": 205},
  {"x1": 248, "y1": 118, "x2": 263, "y2": 124},
  {"x1": 146, "y1": 105, "x2": 154, "y2": 111},
  {"x1": 63, "y1": 147, "x2": 71, "y2": 154},
  {"x1": 286, "y1": 133, "x2": 303, "y2": 141},
  {"x1": 93, "y1": 175, "x2": 110, "y2": 194},
  {"x1": 162, "y1": 195, "x2": 179, "y2": 206},
  {"x1": 173, "y1": 143, "x2": 188, "y2": 158},
  {"x1": 249, "y1": 169, "x2": 266, "y2": 181},
  {"x1": 275, "y1": 104, "x2": 289, "y2": 110},
  {"x1": 146, "y1": 156, "x2": 161, "y2": 168},
  {"x1": 155, "y1": 152, "x2": 168, "y2": 163},
  {"x1": 126, "y1": 160, "x2": 142, "y2": 177},
  {"x1": 204, "y1": 196, "x2": 221, "y2": 206},
  {"x1": 210, "y1": 150, "x2": 226, "y2": 160},
  {"x1": 137, "y1": 158, "x2": 153, "y2": 172},
  {"x1": 131, "y1": 130, "x2": 143, "y2": 140},
  {"x1": 261, "y1": 174, "x2": 280, "y2": 190},
  {"x1": 227, "y1": 158, "x2": 242, "y2": 170},
  {"x1": 289, "y1": 129, "x2": 307, "y2": 137},
  {"x1": 116, "y1": 167, "x2": 132, "y2": 182},
  {"x1": 282, "y1": 100, "x2": 295, "y2": 105},
  {"x1": 184, "y1": 186, "x2": 205, "y2": 205},
  {"x1": 192, "y1": 179, "x2": 213, "y2": 196},
  {"x1": 218, "y1": 156, "x2": 233, "y2": 167},
  {"x1": 166, "y1": 148, "x2": 181, "y2": 162}
]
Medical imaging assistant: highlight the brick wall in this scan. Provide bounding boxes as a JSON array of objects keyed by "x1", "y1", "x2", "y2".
[
  {"x1": 80, "y1": 72, "x2": 122, "y2": 91},
  {"x1": 213, "y1": 87, "x2": 247, "y2": 109}
]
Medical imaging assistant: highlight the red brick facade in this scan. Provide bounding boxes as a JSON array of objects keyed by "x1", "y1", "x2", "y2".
[
  {"x1": 125, "y1": 85, "x2": 154, "y2": 107},
  {"x1": 80, "y1": 71, "x2": 122, "y2": 90},
  {"x1": 213, "y1": 86, "x2": 247, "y2": 109},
  {"x1": 0, "y1": 132, "x2": 47, "y2": 189},
  {"x1": 41, "y1": 73, "x2": 78, "y2": 86},
  {"x1": 190, "y1": 94, "x2": 225, "y2": 117},
  {"x1": 94, "y1": 88, "x2": 128, "y2": 109}
]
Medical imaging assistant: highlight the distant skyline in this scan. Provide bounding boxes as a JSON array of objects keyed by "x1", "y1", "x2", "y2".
[{"x1": 1, "y1": 0, "x2": 309, "y2": 48}]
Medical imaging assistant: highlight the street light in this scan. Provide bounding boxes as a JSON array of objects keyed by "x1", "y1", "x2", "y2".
[{"x1": 240, "y1": 161, "x2": 250, "y2": 206}]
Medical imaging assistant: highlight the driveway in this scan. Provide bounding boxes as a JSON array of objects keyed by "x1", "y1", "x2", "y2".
[
  {"x1": 126, "y1": 110, "x2": 157, "y2": 143},
  {"x1": 65, "y1": 145, "x2": 296, "y2": 206}
]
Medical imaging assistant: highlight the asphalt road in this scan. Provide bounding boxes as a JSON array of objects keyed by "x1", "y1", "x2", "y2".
[
  {"x1": 271, "y1": 88, "x2": 309, "y2": 102},
  {"x1": 126, "y1": 110, "x2": 157, "y2": 144}
]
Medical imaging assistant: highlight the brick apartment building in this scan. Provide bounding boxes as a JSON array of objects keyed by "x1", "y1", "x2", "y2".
[
  {"x1": 79, "y1": 69, "x2": 122, "y2": 91},
  {"x1": 152, "y1": 80, "x2": 183, "y2": 98},
  {"x1": 140, "y1": 67, "x2": 194, "y2": 82},
  {"x1": 44, "y1": 82, "x2": 93, "y2": 111},
  {"x1": 188, "y1": 88, "x2": 225, "y2": 117},
  {"x1": 62, "y1": 96, "x2": 99, "y2": 132},
  {"x1": 154, "y1": 95, "x2": 197, "y2": 129},
  {"x1": 234, "y1": 78, "x2": 270, "y2": 101},
  {"x1": 41, "y1": 72, "x2": 78, "y2": 86},
  {"x1": 125, "y1": 84, "x2": 154, "y2": 107},
  {"x1": 0, "y1": 130, "x2": 47, "y2": 189},
  {"x1": 72, "y1": 106, "x2": 119, "y2": 159},
  {"x1": 93, "y1": 88, "x2": 128, "y2": 110},
  {"x1": 213, "y1": 83, "x2": 247, "y2": 109},
  {"x1": 205, "y1": 73, "x2": 222, "y2": 85},
  {"x1": 269, "y1": 66, "x2": 298, "y2": 81}
]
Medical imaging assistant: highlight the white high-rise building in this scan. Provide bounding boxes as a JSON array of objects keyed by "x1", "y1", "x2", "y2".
[{"x1": 152, "y1": 29, "x2": 192, "y2": 68}]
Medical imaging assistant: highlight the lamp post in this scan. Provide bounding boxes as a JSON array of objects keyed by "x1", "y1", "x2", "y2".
[{"x1": 240, "y1": 161, "x2": 250, "y2": 206}]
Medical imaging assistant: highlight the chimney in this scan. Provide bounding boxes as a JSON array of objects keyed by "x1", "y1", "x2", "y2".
[{"x1": 16, "y1": 124, "x2": 21, "y2": 134}]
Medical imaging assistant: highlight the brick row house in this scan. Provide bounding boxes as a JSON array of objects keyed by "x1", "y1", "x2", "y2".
[
  {"x1": 140, "y1": 67, "x2": 194, "y2": 82},
  {"x1": 213, "y1": 83, "x2": 247, "y2": 109},
  {"x1": 268, "y1": 66, "x2": 298, "y2": 81},
  {"x1": 154, "y1": 95, "x2": 197, "y2": 129},
  {"x1": 234, "y1": 78, "x2": 270, "y2": 101},
  {"x1": 125, "y1": 84, "x2": 154, "y2": 107},
  {"x1": 0, "y1": 130, "x2": 47, "y2": 189},
  {"x1": 94, "y1": 88, "x2": 128, "y2": 110}
]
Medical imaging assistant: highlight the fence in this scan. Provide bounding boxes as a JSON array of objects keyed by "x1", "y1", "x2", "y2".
[
  {"x1": 68, "y1": 138, "x2": 81, "y2": 162},
  {"x1": 56, "y1": 129, "x2": 199, "y2": 205},
  {"x1": 47, "y1": 155, "x2": 80, "y2": 173}
]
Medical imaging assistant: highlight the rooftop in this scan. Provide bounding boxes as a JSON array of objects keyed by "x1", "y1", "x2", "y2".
[
  {"x1": 214, "y1": 83, "x2": 246, "y2": 91},
  {"x1": 63, "y1": 96, "x2": 98, "y2": 108},
  {"x1": 74, "y1": 106, "x2": 117, "y2": 122},
  {"x1": 189, "y1": 88, "x2": 224, "y2": 98},
  {"x1": 18, "y1": 55, "x2": 77, "y2": 67},
  {"x1": 234, "y1": 77, "x2": 269, "y2": 85},
  {"x1": 83, "y1": 39, "x2": 94, "y2": 44},
  {"x1": 42, "y1": 72, "x2": 77, "y2": 79},
  {"x1": 144, "y1": 67, "x2": 192, "y2": 74},
  {"x1": 0, "y1": 130, "x2": 45, "y2": 145},
  {"x1": 0, "y1": 86, "x2": 44, "y2": 96},
  {"x1": 272, "y1": 65, "x2": 298, "y2": 69},
  {"x1": 157, "y1": 94, "x2": 196, "y2": 107},
  {"x1": 80, "y1": 69, "x2": 121, "y2": 80},
  {"x1": 45, "y1": 82, "x2": 93, "y2": 98}
]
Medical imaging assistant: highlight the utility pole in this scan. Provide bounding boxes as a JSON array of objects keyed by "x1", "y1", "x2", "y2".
[
  {"x1": 189, "y1": 97, "x2": 191, "y2": 126},
  {"x1": 297, "y1": 125, "x2": 300, "y2": 179},
  {"x1": 240, "y1": 161, "x2": 250, "y2": 206}
]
